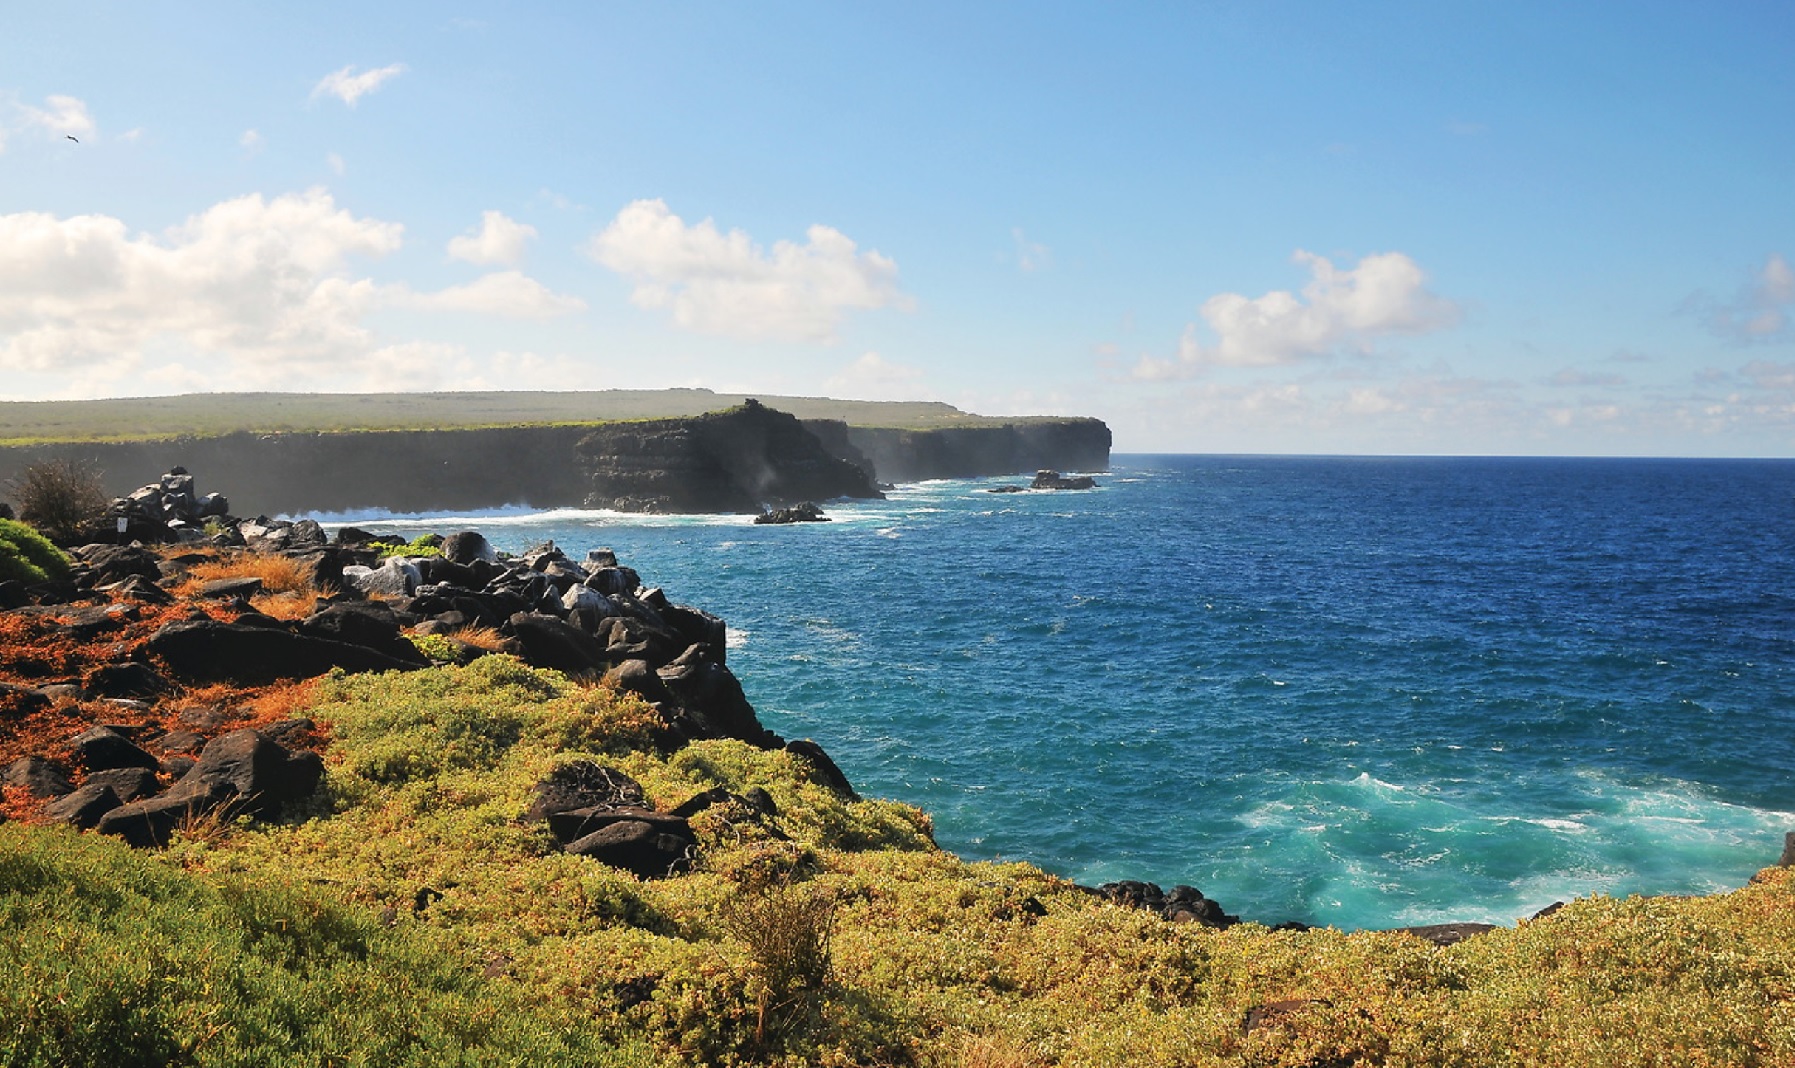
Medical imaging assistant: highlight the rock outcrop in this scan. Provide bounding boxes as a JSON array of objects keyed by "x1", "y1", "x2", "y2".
[{"x1": 575, "y1": 400, "x2": 883, "y2": 513}]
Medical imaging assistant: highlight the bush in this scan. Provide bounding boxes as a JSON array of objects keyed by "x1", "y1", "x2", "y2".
[
  {"x1": 0, "y1": 518, "x2": 73, "y2": 585},
  {"x1": 9, "y1": 459, "x2": 108, "y2": 544},
  {"x1": 721, "y1": 880, "x2": 837, "y2": 1055}
]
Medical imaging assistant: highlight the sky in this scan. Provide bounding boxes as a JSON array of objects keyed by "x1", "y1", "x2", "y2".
[{"x1": 2, "y1": 2, "x2": 1792, "y2": 455}]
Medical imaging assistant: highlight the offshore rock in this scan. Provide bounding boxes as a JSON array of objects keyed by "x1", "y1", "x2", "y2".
[
  {"x1": 1030, "y1": 469, "x2": 1098, "y2": 491},
  {"x1": 576, "y1": 400, "x2": 882, "y2": 514},
  {"x1": 755, "y1": 502, "x2": 830, "y2": 525}
]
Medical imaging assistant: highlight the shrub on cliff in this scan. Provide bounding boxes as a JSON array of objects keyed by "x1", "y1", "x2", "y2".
[
  {"x1": 0, "y1": 518, "x2": 72, "y2": 585},
  {"x1": 8, "y1": 459, "x2": 108, "y2": 544}
]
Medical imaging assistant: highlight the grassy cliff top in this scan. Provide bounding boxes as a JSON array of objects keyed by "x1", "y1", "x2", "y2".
[{"x1": 0, "y1": 389, "x2": 1099, "y2": 445}]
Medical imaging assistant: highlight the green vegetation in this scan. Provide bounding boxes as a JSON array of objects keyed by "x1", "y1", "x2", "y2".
[
  {"x1": 6, "y1": 654, "x2": 1795, "y2": 1065},
  {"x1": 375, "y1": 535, "x2": 445, "y2": 560},
  {"x1": 0, "y1": 389, "x2": 1051, "y2": 446},
  {"x1": 0, "y1": 518, "x2": 73, "y2": 584}
]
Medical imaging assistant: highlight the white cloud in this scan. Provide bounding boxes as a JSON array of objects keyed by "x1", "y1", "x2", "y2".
[
  {"x1": 1137, "y1": 249, "x2": 1459, "y2": 378},
  {"x1": 448, "y1": 210, "x2": 537, "y2": 266},
  {"x1": 1692, "y1": 254, "x2": 1795, "y2": 344},
  {"x1": 326, "y1": 152, "x2": 346, "y2": 176},
  {"x1": 18, "y1": 93, "x2": 95, "y2": 139},
  {"x1": 824, "y1": 351, "x2": 929, "y2": 400},
  {"x1": 240, "y1": 128, "x2": 264, "y2": 153},
  {"x1": 585, "y1": 198, "x2": 911, "y2": 342},
  {"x1": 1012, "y1": 227, "x2": 1051, "y2": 272},
  {"x1": 2, "y1": 93, "x2": 96, "y2": 150},
  {"x1": 391, "y1": 270, "x2": 584, "y2": 318},
  {"x1": 311, "y1": 63, "x2": 408, "y2": 107},
  {"x1": 0, "y1": 189, "x2": 585, "y2": 389}
]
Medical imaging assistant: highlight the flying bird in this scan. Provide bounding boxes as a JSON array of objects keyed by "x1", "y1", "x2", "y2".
[{"x1": 66, "y1": 135, "x2": 78, "y2": 143}]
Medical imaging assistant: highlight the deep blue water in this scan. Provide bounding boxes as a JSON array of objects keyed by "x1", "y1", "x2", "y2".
[{"x1": 327, "y1": 455, "x2": 1795, "y2": 929}]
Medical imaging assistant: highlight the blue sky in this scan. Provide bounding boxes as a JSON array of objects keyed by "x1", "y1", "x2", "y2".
[{"x1": 2, "y1": 2, "x2": 1792, "y2": 455}]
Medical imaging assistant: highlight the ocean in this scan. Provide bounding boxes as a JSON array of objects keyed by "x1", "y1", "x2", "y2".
[{"x1": 322, "y1": 455, "x2": 1795, "y2": 931}]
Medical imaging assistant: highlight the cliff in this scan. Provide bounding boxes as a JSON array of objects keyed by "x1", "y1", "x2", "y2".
[
  {"x1": 833, "y1": 418, "x2": 1112, "y2": 483},
  {"x1": 574, "y1": 400, "x2": 883, "y2": 513},
  {"x1": 0, "y1": 398, "x2": 1109, "y2": 516}
]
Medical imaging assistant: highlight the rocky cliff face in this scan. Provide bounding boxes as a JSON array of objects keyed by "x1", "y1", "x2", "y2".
[
  {"x1": 835, "y1": 419, "x2": 1112, "y2": 483},
  {"x1": 574, "y1": 400, "x2": 883, "y2": 513},
  {"x1": 0, "y1": 405, "x2": 1108, "y2": 516}
]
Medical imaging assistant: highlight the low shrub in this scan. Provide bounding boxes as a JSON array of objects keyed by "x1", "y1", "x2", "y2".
[
  {"x1": 8, "y1": 459, "x2": 107, "y2": 543},
  {"x1": 0, "y1": 518, "x2": 73, "y2": 585}
]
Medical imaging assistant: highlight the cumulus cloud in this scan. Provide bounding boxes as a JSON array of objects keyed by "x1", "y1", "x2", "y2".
[
  {"x1": 448, "y1": 210, "x2": 537, "y2": 266},
  {"x1": 585, "y1": 198, "x2": 911, "y2": 342},
  {"x1": 240, "y1": 128, "x2": 264, "y2": 153},
  {"x1": 0, "y1": 189, "x2": 585, "y2": 385},
  {"x1": 1690, "y1": 254, "x2": 1795, "y2": 344},
  {"x1": 824, "y1": 351, "x2": 928, "y2": 400},
  {"x1": 311, "y1": 63, "x2": 408, "y2": 107},
  {"x1": 1135, "y1": 250, "x2": 1459, "y2": 379}
]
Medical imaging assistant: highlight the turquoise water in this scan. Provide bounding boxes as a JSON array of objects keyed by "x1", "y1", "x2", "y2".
[{"x1": 325, "y1": 455, "x2": 1795, "y2": 930}]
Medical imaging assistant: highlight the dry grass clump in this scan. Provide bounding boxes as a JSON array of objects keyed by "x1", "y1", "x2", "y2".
[
  {"x1": 177, "y1": 553, "x2": 318, "y2": 597},
  {"x1": 448, "y1": 624, "x2": 506, "y2": 650}
]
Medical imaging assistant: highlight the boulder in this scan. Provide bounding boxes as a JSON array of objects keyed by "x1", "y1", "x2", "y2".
[
  {"x1": 3, "y1": 755, "x2": 73, "y2": 799},
  {"x1": 602, "y1": 659, "x2": 675, "y2": 707},
  {"x1": 298, "y1": 601, "x2": 430, "y2": 665},
  {"x1": 70, "y1": 726, "x2": 160, "y2": 772},
  {"x1": 45, "y1": 783, "x2": 123, "y2": 829},
  {"x1": 84, "y1": 766, "x2": 161, "y2": 803},
  {"x1": 658, "y1": 603, "x2": 728, "y2": 663},
  {"x1": 506, "y1": 611, "x2": 608, "y2": 675},
  {"x1": 145, "y1": 619, "x2": 428, "y2": 685},
  {"x1": 441, "y1": 530, "x2": 498, "y2": 564},
  {"x1": 341, "y1": 558, "x2": 421, "y2": 598},
  {"x1": 198, "y1": 576, "x2": 265, "y2": 599},
  {"x1": 173, "y1": 728, "x2": 322, "y2": 819},
  {"x1": 561, "y1": 583, "x2": 616, "y2": 628},
  {"x1": 95, "y1": 780, "x2": 235, "y2": 848},
  {"x1": 74, "y1": 544, "x2": 163, "y2": 585},
  {"x1": 657, "y1": 645, "x2": 773, "y2": 745},
  {"x1": 0, "y1": 681, "x2": 50, "y2": 716},
  {"x1": 546, "y1": 805, "x2": 691, "y2": 847},
  {"x1": 82, "y1": 662, "x2": 174, "y2": 699},
  {"x1": 524, "y1": 762, "x2": 646, "y2": 820},
  {"x1": 564, "y1": 820, "x2": 694, "y2": 879}
]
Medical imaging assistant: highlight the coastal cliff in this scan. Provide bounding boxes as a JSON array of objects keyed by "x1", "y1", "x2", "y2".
[
  {"x1": 575, "y1": 400, "x2": 882, "y2": 513},
  {"x1": 0, "y1": 398, "x2": 1109, "y2": 515}
]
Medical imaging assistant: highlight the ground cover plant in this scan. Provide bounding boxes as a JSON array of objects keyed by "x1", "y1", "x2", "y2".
[
  {"x1": 4, "y1": 548, "x2": 1794, "y2": 1065},
  {"x1": 0, "y1": 518, "x2": 71, "y2": 584}
]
